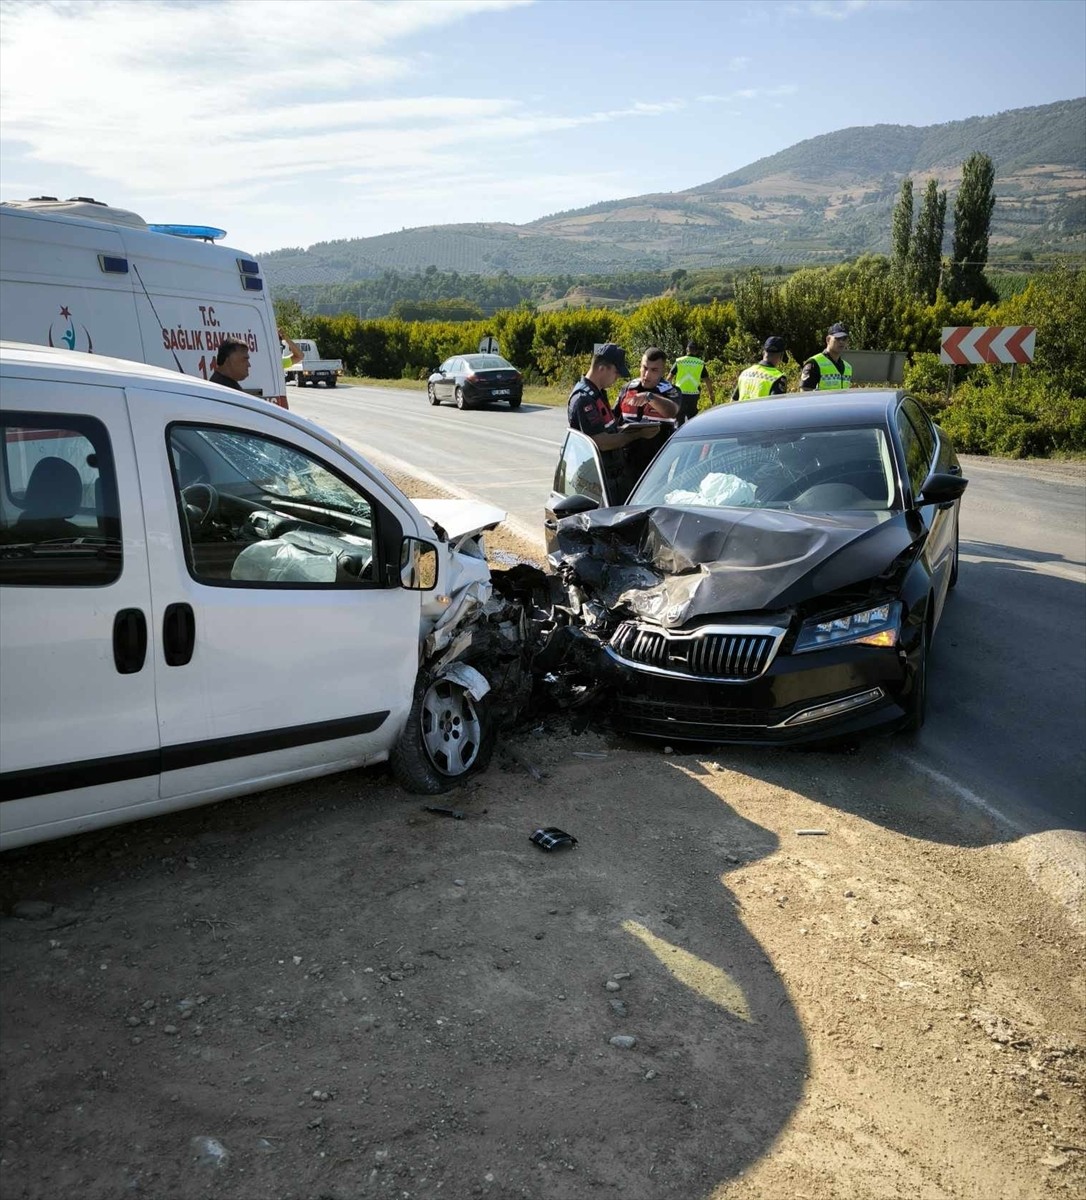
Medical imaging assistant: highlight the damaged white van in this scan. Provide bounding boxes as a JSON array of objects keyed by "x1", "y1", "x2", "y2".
[{"x1": 0, "y1": 343, "x2": 512, "y2": 850}]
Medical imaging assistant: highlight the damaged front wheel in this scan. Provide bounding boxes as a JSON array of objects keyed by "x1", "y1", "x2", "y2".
[{"x1": 390, "y1": 674, "x2": 495, "y2": 794}]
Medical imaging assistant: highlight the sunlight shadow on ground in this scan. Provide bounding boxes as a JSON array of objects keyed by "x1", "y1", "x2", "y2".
[{"x1": 622, "y1": 919, "x2": 752, "y2": 1022}]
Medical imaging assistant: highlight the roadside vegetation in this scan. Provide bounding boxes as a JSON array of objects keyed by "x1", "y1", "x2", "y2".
[
  {"x1": 281, "y1": 258, "x2": 1084, "y2": 457},
  {"x1": 277, "y1": 151, "x2": 1084, "y2": 459}
]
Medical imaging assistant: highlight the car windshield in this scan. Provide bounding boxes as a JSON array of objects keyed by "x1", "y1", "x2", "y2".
[
  {"x1": 463, "y1": 355, "x2": 512, "y2": 370},
  {"x1": 631, "y1": 426, "x2": 897, "y2": 512}
]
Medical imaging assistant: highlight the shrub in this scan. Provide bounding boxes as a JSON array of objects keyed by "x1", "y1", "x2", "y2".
[{"x1": 938, "y1": 371, "x2": 1086, "y2": 457}]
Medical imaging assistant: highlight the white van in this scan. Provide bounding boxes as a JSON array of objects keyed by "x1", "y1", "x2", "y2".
[
  {"x1": 0, "y1": 343, "x2": 507, "y2": 850},
  {"x1": 0, "y1": 197, "x2": 289, "y2": 407}
]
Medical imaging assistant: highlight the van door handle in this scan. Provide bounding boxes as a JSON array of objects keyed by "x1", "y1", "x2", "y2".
[
  {"x1": 113, "y1": 608, "x2": 148, "y2": 675},
  {"x1": 163, "y1": 602, "x2": 196, "y2": 667}
]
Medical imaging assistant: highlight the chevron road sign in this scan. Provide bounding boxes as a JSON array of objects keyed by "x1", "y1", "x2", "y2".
[{"x1": 940, "y1": 326, "x2": 1036, "y2": 366}]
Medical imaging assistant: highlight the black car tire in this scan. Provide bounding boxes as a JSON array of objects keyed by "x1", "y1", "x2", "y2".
[
  {"x1": 427, "y1": 383, "x2": 440, "y2": 406},
  {"x1": 455, "y1": 386, "x2": 468, "y2": 411},
  {"x1": 948, "y1": 517, "x2": 960, "y2": 590},
  {"x1": 390, "y1": 673, "x2": 495, "y2": 794},
  {"x1": 508, "y1": 395, "x2": 522, "y2": 410},
  {"x1": 325, "y1": 378, "x2": 337, "y2": 388},
  {"x1": 903, "y1": 615, "x2": 929, "y2": 734}
]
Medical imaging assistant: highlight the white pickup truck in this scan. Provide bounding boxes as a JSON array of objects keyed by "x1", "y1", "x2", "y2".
[{"x1": 286, "y1": 338, "x2": 344, "y2": 388}]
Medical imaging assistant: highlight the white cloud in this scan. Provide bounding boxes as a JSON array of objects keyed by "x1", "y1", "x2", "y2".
[
  {"x1": 700, "y1": 86, "x2": 798, "y2": 104},
  {"x1": 785, "y1": 0, "x2": 875, "y2": 19},
  {"x1": 0, "y1": 0, "x2": 686, "y2": 244}
]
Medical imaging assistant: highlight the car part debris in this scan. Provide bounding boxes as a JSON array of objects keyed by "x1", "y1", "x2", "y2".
[
  {"x1": 529, "y1": 827, "x2": 578, "y2": 851},
  {"x1": 795, "y1": 828, "x2": 828, "y2": 836},
  {"x1": 425, "y1": 806, "x2": 465, "y2": 820}
]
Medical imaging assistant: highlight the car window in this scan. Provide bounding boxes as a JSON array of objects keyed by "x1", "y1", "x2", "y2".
[
  {"x1": 902, "y1": 398, "x2": 936, "y2": 461},
  {"x1": 439, "y1": 359, "x2": 453, "y2": 373},
  {"x1": 631, "y1": 427, "x2": 896, "y2": 512},
  {"x1": 463, "y1": 355, "x2": 512, "y2": 370},
  {"x1": 895, "y1": 408, "x2": 930, "y2": 499},
  {"x1": 0, "y1": 411, "x2": 122, "y2": 586},
  {"x1": 554, "y1": 433, "x2": 604, "y2": 507},
  {"x1": 168, "y1": 424, "x2": 380, "y2": 588}
]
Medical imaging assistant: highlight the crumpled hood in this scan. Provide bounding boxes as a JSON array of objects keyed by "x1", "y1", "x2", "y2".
[{"x1": 553, "y1": 505, "x2": 924, "y2": 626}]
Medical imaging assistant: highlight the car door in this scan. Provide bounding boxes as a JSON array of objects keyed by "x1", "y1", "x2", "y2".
[
  {"x1": 436, "y1": 359, "x2": 455, "y2": 401},
  {"x1": 0, "y1": 379, "x2": 160, "y2": 848},
  {"x1": 544, "y1": 430, "x2": 611, "y2": 555},
  {"x1": 895, "y1": 401, "x2": 953, "y2": 625},
  {"x1": 125, "y1": 385, "x2": 424, "y2": 802}
]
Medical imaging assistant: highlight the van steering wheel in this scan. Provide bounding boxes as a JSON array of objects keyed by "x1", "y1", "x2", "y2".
[{"x1": 181, "y1": 483, "x2": 220, "y2": 528}]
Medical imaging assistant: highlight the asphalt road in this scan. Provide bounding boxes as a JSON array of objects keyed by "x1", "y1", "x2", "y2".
[{"x1": 290, "y1": 383, "x2": 1086, "y2": 835}]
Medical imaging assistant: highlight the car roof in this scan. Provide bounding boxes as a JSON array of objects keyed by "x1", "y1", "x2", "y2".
[
  {"x1": 0, "y1": 340, "x2": 284, "y2": 415},
  {"x1": 676, "y1": 390, "x2": 903, "y2": 438}
]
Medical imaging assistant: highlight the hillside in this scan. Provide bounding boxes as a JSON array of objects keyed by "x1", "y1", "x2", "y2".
[{"x1": 262, "y1": 98, "x2": 1086, "y2": 288}]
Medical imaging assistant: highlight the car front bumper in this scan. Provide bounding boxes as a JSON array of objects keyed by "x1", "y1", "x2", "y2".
[{"x1": 603, "y1": 640, "x2": 920, "y2": 745}]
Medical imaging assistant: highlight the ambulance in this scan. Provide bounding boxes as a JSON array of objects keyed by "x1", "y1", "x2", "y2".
[{"x1": 0, "y1": 197, "x2": 289, "y2": 407}]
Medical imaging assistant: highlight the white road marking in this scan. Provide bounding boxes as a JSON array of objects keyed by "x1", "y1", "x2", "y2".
[{"x1": 893, "y1": 751, "x2": 1030, "y2": 836}]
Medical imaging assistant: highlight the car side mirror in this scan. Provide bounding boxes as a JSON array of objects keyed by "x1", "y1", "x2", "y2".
[
  {"x1": 400, "y1": 537, "x2": 438, "y2": 590},
  {"x1": 552, "y1": 494, "x2": 600, "y2": 517},
  {"x1": 918, "y1": 472, "x2": 968, "y2": 507}
]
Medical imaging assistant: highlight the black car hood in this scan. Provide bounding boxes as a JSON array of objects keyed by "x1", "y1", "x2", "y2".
[{"x1": 553, "y1": 505, "x2": 924, "y2": 625}]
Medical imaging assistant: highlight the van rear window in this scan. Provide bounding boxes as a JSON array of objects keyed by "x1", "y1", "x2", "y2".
[{"x1": 0, "y1": 412, "x2": 122, "y2": 586}]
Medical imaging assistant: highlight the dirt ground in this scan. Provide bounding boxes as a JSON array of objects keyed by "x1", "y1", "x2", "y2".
[{"x1": 1, "y1": 478, "x2": 1084, "y2": 1200}]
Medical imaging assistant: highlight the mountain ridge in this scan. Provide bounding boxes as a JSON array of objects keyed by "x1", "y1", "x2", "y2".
[{"x1": 262, "y1": 97, "x2": 1086, "y2": 287}]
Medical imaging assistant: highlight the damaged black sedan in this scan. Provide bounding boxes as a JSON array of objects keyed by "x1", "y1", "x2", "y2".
[{"x1": 542, "y1": 391, "x2": 967, "y2": 744}]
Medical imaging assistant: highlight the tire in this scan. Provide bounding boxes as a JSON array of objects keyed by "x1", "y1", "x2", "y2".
[
  {"x1": 902, "y1": 615, "x2": 929, "y2": 734},
  {"x1": 325, "y1": 378, "x2": 337, "y2": 389},
  {"x1": 948, "y1": 516, "x2": 959, "y2": 590},
  {"x1": 455, "y1": 386, "x2": 468, "y2": 411},
  {"x1": 508, "y1": 395, "x2": 522, "y2": 410},
  {"x1": 390, "y1": 673, "x2": 496, "y2": 794},
  {"x1": 427, "y1": 383, "x2": 440, "y2": 406},
  {"x1": 297, "y1": 378, "x2": 308, "y2": 388}
]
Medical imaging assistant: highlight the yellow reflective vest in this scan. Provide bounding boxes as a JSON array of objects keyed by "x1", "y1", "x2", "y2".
[
  {"x1": 673, "y1": 355, "x2": 706, "y2": 394},
  {"x1": 736, "y1": 364, "x2": 786, "y2": 401},
  {"x1": 807, "y1": 352, "x2": 852, "y2": 390}
]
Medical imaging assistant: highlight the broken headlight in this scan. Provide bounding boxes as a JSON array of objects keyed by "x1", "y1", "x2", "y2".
[{"x1": 794, "y1": 601, "x2": 901, "y2": 653}]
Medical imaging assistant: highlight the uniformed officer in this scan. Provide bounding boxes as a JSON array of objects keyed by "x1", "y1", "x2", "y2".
[
  {"x1": 732, "y1": 336, "x2": 789, "y2": 402},
  {"x1": 614, "y1": 347, "x2": 682, "y2": 424},
  {"x1": 567, "y1": 344, "x2": 662, "y2": 502},
  {"x1": 800, "y1": 323, "x2": 853, "y2": 391},
  {"x1": 280, "y1": 329, "x2": 303, "y2": 371},
  {"x1": 668, "y1": 341, "x2": 716, "y2": 422}
]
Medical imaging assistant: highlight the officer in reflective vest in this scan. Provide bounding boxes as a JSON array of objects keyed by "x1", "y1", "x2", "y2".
[
  {"x1": 800, "y1": 322, "x2": 853, "y2": 391},
  {"x1": 732, "y1": 336, "x2": 789, "y2": 402},
  {"x1": 280, "y1": 329, "x2": 303, "y2": 371},
  {"x1": 668, "y1": 342, "x2": 716, "y2": 423}
]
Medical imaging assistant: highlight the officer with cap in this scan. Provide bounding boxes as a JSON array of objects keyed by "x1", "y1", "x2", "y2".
[
  {"x1": 732, "y1": 336, "x2": 789, "y2": 402},
  {"x1": 567, "y1": 344, "x2": 663, "y2": 501},
  {"x1": 800, "y1": 323, "x2": 853, "y2": 391}
]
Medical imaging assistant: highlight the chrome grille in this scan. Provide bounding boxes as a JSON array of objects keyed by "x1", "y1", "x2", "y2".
[{"x1": 608, "y1": 622, "x2": 784, "y2": 681}]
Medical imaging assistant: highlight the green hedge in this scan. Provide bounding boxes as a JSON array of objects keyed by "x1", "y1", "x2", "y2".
[{"x1": 278, "y1": 261, "x2": 1084, "y2": 455}]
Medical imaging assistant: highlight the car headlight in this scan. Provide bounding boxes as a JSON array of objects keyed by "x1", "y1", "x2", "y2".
[{"x1": 794, "y1": 601, "x2": 901, "y2": 653}]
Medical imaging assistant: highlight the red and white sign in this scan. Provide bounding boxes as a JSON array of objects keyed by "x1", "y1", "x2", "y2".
[{"x1": 940, "y1": 326, "x2": 1036, "y2": 366}]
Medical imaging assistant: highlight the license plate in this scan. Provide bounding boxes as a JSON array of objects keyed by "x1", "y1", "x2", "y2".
[{"x1": 493, "y1": 388, "x2": 510, "y2": 396}]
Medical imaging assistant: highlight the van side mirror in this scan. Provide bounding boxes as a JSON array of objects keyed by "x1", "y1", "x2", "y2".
[
  {"x1": 917, "y1": 472, "x2": 968, "y2": 508},
  {"x1": 552, "y1": 494, "x2": 599, "y2": 518},
  {"x1": 400, "y1": 537, "x2": 438, "y2": 590}
]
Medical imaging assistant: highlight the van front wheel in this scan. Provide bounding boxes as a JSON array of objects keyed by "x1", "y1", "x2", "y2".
[{"x1": 390, "y1": 673, "x2": 495, "y2": 794}]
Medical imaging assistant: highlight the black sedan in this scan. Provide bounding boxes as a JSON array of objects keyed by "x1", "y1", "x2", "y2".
[
  {"x1": 541, "y1": 390, "x2": 966, "y2": 744},
  {"x1": 427, "y1": 354, "x2": 523, "y2": 410}
]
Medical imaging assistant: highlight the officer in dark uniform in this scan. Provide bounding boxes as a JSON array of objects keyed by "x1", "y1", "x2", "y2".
[{"x1": 567, "y1": 344, "x2": 663, "y2": 503}]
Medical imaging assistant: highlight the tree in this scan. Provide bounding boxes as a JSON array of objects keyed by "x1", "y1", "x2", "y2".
[
  {"x1": 890, "y1": 178, "x2": 913, "y2": 283},
  {"x1": 908, "y1": 178, "x2": 947, "y2": 303},
  {"x1": 948, "y1": 152, "x2": 997, "y2": 304}
]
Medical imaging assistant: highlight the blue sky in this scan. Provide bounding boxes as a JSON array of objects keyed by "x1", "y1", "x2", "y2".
[{"x1": 1, "y1": 0, "x2": 1083, "y2": 255}]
